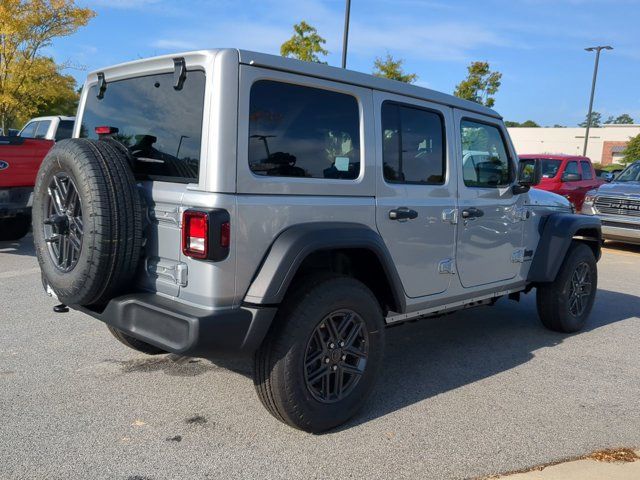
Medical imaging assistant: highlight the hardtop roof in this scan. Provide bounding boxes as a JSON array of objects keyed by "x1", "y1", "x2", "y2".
[{"x1": 86, "y1": 48, "x2": 501, "y2": 119}]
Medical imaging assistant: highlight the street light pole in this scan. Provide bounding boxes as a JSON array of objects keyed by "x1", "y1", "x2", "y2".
[
  {"x1": 583, "y1": 45, "x2": 612, "y2": 156},
  {"x1": 341, "y1": 0, "x2": 351, "y2": 69}
]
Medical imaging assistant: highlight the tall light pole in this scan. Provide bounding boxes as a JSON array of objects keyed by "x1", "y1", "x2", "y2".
[
  {"x1": 583, "y1": 45, "x2": 612, "y2": 156},
  {"x1": 341, "y1": 0, "x2": 351, "y2": 69}
]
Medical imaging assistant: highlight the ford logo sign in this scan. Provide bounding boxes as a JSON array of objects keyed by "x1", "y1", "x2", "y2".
[{"x1": 0, "y1": 160, "x2": 8, "y2": 171}]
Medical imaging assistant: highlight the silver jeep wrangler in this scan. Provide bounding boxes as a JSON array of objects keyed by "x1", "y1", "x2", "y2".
[{"x1": 32, "y1": 49, "x2": 602, "y2": 432}]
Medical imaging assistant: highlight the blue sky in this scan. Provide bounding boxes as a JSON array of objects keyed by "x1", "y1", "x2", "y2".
[{"x1": 48, "y1": 0, "x2": 640, "y2": 126}]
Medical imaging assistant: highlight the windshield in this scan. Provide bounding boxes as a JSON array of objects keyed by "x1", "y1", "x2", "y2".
[
  {"x1": 615, "y1": 162, "x2": 640, "y2": 182},
  {"x1": 80, "y1": 70, "x2": 206, "y2": 183}
]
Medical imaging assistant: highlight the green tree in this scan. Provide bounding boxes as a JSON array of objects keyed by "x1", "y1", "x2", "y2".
[
  {"x1": 453, "y1": 61, "x2": 502, "y2": 108},
  {"x1": 622, "y1": 133, "x2": 640, "y2": 164},
  {"x1": 579, "y1": 111, "x2": 602, "y2": 127},
  {"x1": 520, "y1": 120, "x2": 540, "y2": 127},
  {"x1": 0, "y1": 0, "x2": 95, "y2": 131},
  {"x1": 372, "y1": 54, "x2": 418, "y2": 83},
  {"x1": 504, "y1": 121, "x2": 520, "y2": 127},
  {"x1": 280, "y1": 21, "x2": 328, "y2": 63},
  {"x1": 604, "y1": 113, "x2": 634, "y2": 124}
]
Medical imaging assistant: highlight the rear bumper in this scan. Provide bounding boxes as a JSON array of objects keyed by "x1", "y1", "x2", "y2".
[
  {"x1": 76, "y1": 293, "x2": 277, "y2": 357},
  {"x1": 0, "y1": 187, "x2": 33, "y2": 218}
]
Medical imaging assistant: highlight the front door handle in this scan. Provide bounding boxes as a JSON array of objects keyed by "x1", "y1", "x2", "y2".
[
  {"x1": 461, "y1": 207, "x2": 484, "y2": 219},
  {"x1": 389, "y1": 208, "x2": 418, "y2": 221}
]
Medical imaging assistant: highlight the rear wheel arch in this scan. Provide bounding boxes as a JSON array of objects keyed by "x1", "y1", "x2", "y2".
[{"x1": 243, "y1": 223, "x2": 406, "y2": 314}]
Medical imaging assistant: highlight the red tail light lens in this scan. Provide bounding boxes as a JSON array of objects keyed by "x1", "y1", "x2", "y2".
[
  {"x1": 182, "y1": 211, "x2": 208, "y2": 259},
  {"x1": 95, "y1": 126, "x2": 119, "y2": 135},
  {"x1": 220, "y1": 221, "x2": 230, "y2": 248}
]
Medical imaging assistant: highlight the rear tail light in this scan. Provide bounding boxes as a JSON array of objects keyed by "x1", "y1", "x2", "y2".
[
  {"x1": 95, "y1": 126, "x2": 119, "y2": 135},
  {"x1": 182, "y1": 209, "x2": 230, "y2": 261}
]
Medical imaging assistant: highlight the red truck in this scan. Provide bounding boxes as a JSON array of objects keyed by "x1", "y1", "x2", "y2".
[
  {"x1": 0, "y1": 116, "x2": 74, "y2": 241},
  {"x1": 518, "y1": 154, "x2": 605, "y2": 211}
]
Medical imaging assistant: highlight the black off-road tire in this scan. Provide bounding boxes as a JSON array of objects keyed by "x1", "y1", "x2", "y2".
[
  {"x1": 537, "y1": 242, "x2": 597, "y2": 333},
  {"x1": 253, "y1": 275, "x2": 385, "y2": 433},
  {"x1": 32, "y1": 139, "x2": 143, "y2": 306},
  {"x1": 0, "y1": 215, "x2": 31, "y2": 241},
  {"x1": 107, "y1": 326, "x2": 166, "y2": 355}
]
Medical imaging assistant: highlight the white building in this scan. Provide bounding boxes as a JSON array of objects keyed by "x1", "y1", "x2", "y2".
[{"x1": 507, "y1": 124, "x2": 640, "y2": 165}]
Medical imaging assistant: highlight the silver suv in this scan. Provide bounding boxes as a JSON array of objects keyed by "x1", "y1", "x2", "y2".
[
  {"x1": 582, "y1": 160, "x2": 640, "y2": 244},
  {"x1": 32, "y1": 49, "x2": 602, "y2": 432}
]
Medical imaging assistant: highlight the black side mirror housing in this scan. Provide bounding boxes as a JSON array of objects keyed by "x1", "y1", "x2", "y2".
[
  {"x1": 514, "y1": 158, "x2": 542, "y2": 194},
  {"x1": 562, "y1": 172, "x2": 581, "y2": 182}
]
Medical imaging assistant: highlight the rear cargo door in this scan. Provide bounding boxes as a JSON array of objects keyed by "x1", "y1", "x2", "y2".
[{"x1": 79, "y1": 69, "x2": 207, "y2": 296}]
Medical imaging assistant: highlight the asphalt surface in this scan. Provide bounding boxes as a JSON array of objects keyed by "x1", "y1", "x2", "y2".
[{"x1": 1, "y1": 236, "x2": 639, "y2": 480}]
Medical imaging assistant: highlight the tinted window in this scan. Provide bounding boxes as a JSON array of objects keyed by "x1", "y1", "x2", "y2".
[
  {"x1": 34, "y1": 120, "x2": 51, "y2": 139},
  {"x1": 564, "y1": 161, "x2": 580, "y2": 180},
  {"x1": 55, "y1": 120, "x2": 75, "y2": 141},
  {"x1": 580, "y1": 161, "x2": 593, "y2": 180},
  {"x1": 249, "y1": 80, "x2": 360, "y2": 180},
  {"x1": 19, "y1": 122, "x2": 37, "y2": 138},
  {"x1": 540, "y1": 159, "x2": 561, "y2": 178},
  {"x1": 381, "y1": 102, "x2": 445, "y2": 184},
  {"x1": 461, "y1": 120, "x2": 512, "y2": 187},
  {"x1": 81, "y1": 71, "x2": 206, "y2": 182}
]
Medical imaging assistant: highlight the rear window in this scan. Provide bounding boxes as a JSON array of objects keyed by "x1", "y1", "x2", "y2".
[
  {"x1": 580, "y1": 161, "x2": 593, "y2": 180},
  {"x1": 80, "y1": 71, "x2": 206, "y2": 183},
  {"x1": 34, "y1": 120, "x2": 51, "y2": 139}
]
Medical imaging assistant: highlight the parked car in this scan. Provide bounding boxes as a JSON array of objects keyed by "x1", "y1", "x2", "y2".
[
  {"x1": 0, "y1": 116, "x2": 75, "y2": 240},
  {"x1": 17, "y1": 116, "x2": 75, "y2": 141},
  {"x1": 32, "y1": 50, "x2": 601, "y2": 432},
  {"x1": 518, "y1": 154, "x2": 605, "y2": 211},
  {"x1": 582, "y1": 160, "x2": 640, "y2": 244}
]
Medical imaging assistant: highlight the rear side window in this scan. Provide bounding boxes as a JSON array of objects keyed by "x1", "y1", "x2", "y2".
[
  {"x1": 81, "y1": 71, "x2": 206, "y2": 183},
  {"x1": 55, "y1": 120, "x2": 75, "y2": 141},
  {"x1": 249, "y1": 80, "x2": 360, "y2": 180},
  {"x1": 580, "y1": 161, "x2": 593, "y2": 180},
  {"x1": 461, "y1": 120, "x2": 512, "y2": 187},
  {"x1": 381, "y1": 102, "x2": 445, "y2": 184},
  {"x1": 35, "y1": 120, "x2": 51, "y2": 139}
]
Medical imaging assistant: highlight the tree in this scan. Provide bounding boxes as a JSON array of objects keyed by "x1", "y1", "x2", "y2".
[
  {"x1": 372, "y1": 54, "x2": 418, "y2": 83},
  {"x1": 622, "y1": 133, "x2": 640, "y2": 165},
  {"x1": 0, "y1": 0, "x2": 95, "y2": 132},
  {"x1": 280, "y1": 21, "x2": 328, "y2": 63},
  {"x1": 504, "y1": 120, "x2": 539, "y2": 127},
  {"x1": 604, "y1": 113, "x2": 634, "y2": 125},
  {"x1": 453, "y1": 61, "x2": 502, "y2": 108},
  {"x1": 579, "y1": 111, "x2": 602, "y2": 128}
]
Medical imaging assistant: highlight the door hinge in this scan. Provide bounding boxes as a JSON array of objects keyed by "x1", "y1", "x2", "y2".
[
  {"x1": 442, "y1": 208, "x2": 458, "y2": 225},
  {"x1": 146, "y1": 258, "x2": 188, "y2": 287},
  {"x1": 438, "y1": 258, "x2": 456, "y2": 275}
]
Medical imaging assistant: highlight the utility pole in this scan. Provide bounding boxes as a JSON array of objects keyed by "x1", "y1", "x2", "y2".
[
  {"x1": 583, "y1": 45, "x2": 612, "y2": 156},
  {"x1": 341, "y1": 0, "x2": 351, "y2": 69}
]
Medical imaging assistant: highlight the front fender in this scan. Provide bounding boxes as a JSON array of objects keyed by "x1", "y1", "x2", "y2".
[{"x1": 527, "y1": 213, "x2": 602, "y2": 283}]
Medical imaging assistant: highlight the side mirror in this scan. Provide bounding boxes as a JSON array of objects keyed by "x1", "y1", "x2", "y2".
[
  {"x1": 562, "y1": 172, "x2": 581, "y2": 182},
  {"x1": 514, "y1": 158, "x2": 542, "y2": 192}
]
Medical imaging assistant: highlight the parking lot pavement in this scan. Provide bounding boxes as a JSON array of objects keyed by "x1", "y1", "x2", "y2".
[{"x1": 0, "y1": 236, "x2": 638, "y2": 480}]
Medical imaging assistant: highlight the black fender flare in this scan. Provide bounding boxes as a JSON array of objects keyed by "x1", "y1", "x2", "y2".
[
  {"x1": 527, "y1": 213, "x2": 602, "y2": 283},
  {"x1": 243, "y1": 222, "x2": 406, "y2": 312}
]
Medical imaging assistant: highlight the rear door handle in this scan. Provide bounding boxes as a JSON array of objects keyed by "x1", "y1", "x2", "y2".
[
  {"x1": 389, "y1": 208, "x2": 418, "y2": 221},
  {"x1": 461, "y1": 207, "x2": 484, "y2": 219}
]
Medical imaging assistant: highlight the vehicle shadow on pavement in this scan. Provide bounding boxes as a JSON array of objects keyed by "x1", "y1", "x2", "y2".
[
  {"x1": 0, "y1": 233, "x2": 35, "y2": 258},
  {"x1": 604, "y1": 241, "x2": 640, "y2": 254},
  {"x1": 331, "y1": 288, "x2": 640, "y2": 431}
]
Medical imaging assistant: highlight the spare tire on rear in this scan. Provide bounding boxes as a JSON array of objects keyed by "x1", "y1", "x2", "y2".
[{"x1": 32, "y1": 139, "x2": 143, "y2": 306}]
